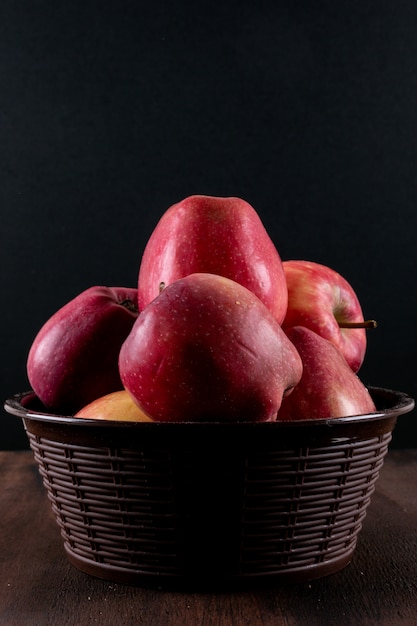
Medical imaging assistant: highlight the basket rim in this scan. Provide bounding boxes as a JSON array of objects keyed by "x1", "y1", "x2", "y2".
[{"x1": 4, "y1": 386, "x2": 415, "y2": 430}]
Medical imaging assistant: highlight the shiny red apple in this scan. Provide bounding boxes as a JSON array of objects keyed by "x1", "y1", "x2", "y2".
[
  {"x1": 282, "y1": 260, "x2": 376, "y2": 372},
  {"x1": 119, "y1": 273, "x2": 302, "y2": 422},
  {"x1": 27, "y1": 286, "x2": 139, "y2": 413},
  {"x1": 277, "y1": 326, "x2": 376, "y2": 420},
  {"x1": 137, "y1": 195, "x2": 288, "y2": 324}
]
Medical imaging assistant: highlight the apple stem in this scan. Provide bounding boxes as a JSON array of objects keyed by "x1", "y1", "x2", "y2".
[
  {"x1": 120, "y1": 299, "x2": 139, "y2": 314},
  {"x1": 159, "y1": 282, "x2": 166, "y2": 293},
  {"x1": 338, "y1": 319, "x2": 378, "y2": 329}
]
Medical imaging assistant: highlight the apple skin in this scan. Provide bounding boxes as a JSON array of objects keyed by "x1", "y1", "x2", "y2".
[
  {"x1": 75, "y1": 390, "x2": 153, "y2": 421},
  {"x1": 27, "y1": 286, "x2": 139, "y2": 413},
  {"x1": 119, "y1": 273, "x2": 302, "y2": 423},
  {"x1": 138, "y1": 195, "x2": 288, "y2": 324},
  {"x1": 282, "y1": 260, "x2": 367, "y2": 372},
  {"x1": 277, "y1": 326, "x2": 376, "y2": 421}
]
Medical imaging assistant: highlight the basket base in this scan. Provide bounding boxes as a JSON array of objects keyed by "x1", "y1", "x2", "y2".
[{"x1": 64, "y1": 544, "x2": 356, "y2": 589}]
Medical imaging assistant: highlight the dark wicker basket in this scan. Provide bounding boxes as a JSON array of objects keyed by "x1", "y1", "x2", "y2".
[{"x1": 4, "y1": 387, "x2": 414, "y2": 588}]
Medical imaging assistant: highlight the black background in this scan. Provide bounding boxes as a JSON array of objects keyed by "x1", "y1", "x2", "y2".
[{"x1": 2, "y1": 1, "x2": 416, "y2": 449}]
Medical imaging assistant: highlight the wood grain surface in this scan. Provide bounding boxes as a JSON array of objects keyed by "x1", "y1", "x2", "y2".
[{"x1": 1, "y1": 450, "x2": 416, "y2": 626}]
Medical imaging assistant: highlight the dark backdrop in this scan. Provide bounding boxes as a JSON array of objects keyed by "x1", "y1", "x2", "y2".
[{"x1": 2, "y1": 1, "x2": 416, "y2": 449}]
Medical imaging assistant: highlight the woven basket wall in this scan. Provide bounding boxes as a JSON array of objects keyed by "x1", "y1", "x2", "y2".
[{"x1": 5, "y1": 386, "x2": 414, "y2": 587}]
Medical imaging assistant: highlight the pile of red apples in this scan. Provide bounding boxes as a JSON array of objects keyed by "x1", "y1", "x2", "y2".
[{"x1": 27, "y1": 195, "x2": 378, "y2": 423}]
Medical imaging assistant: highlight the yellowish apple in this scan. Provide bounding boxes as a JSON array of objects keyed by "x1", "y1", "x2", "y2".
[{"x1": 75, "y1": 390, "x2": 154, "y2": 421}]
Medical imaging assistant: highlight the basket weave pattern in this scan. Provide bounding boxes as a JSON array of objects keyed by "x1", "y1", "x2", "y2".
[
  {"x1": 239, "y1": 438, "x2": 389, "y2": 574},
  {"x1": 26, "y1": 429, "x2": 392, "y2": 583}
]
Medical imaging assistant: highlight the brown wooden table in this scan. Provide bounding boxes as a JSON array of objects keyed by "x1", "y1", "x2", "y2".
[{"x1": 1, "y1": 449, "x2": 416, "y2": 626}]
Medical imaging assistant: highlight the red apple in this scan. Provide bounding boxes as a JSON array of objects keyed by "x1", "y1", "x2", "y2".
[
  {"x1": 282, "y1": 260, "x2": 376, "y2": 372},
  {"x1": 277, "y1": 326, "x2": 376, "y2": 421},
  {"x1": 119, "y1": 273, "x2": 302, "y2": 422},
  {"x1": 137, "y1": 195, "x2": 288, "y2": 324},
  {"x1": 27, "y1": 286, "x2": 139, "y2": 413},
  {"x1": 75, "y1": 390, "x2": 153, "y2": 421}
]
